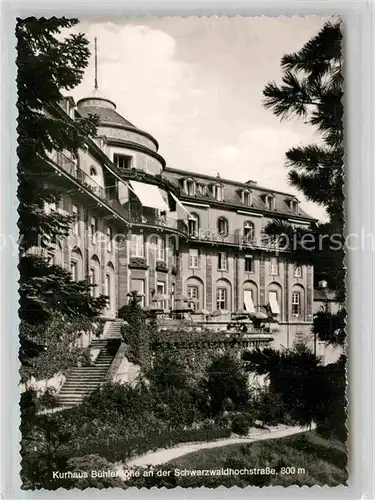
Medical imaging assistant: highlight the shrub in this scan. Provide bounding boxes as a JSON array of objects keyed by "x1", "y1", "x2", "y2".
[
  {"x1": 204, "y1": 354, "x2": 250, "y2": 416},
  {"x1": 67, "y1": 454, "x2": 123, "y2": 488},
  {"x1": 256, "y1": 389, "x2": 288, "y2": 426},
  {"x1": 231, "y1": 413, "x2": 251, "y2": 436}
]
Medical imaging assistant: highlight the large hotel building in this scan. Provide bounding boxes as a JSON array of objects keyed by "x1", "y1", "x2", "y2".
[{"x1": 43, "y1": 91, "x2": 317, "y2": 349}]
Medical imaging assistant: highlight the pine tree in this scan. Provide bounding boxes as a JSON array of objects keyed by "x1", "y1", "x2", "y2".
[
  {"x1": 263, "y1": 21, "x2": 345, "y2": 301},
  {"x1": 17, "y1": 18, "x2": 105, "y2": 364}
]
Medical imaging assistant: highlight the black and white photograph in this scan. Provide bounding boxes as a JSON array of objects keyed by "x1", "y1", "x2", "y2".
[{"x1": 17, "y1": 15, "x2": 347, "y2": 489}]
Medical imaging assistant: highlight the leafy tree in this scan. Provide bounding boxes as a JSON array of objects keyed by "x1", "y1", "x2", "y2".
[
  {"x1": 17, "y1": 17, "x2": 98, "y2": 251},
  {"x1": 204, "y1": 354, "x2": 249, "y2": 416},
  {"x1": 19, "y1": 312, "x2": 104, "y2": 382},
  {"x1": 243, "y1": 345, "x2": 346, "y2": 439},
  {"x1": 262, "y1": 21, "x2": 345, "y2": 301},
  {"x1": 119, "y1": 292, "x2": 153, "y2": 367},
  {"x1": 16, "y1": 18, "x2": 106, "y2": 366},
  {"x1": 21, "y1": 415, "x2": 72, "y2": 489}
]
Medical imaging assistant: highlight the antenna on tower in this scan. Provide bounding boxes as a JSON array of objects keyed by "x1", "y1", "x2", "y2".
[{"x1": 94, "y1": 37, "x2": 98, "y2": 90}]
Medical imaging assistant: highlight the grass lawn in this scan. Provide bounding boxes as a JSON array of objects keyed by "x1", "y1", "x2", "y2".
[{"x1": 158, "y1": 431, "x2": 347, "y2": 487}]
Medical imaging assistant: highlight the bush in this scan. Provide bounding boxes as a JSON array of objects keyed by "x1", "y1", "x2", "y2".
[
  {"x1": 204, "y1": 354, "x2": 250, "y2": 416},
  {"x1": 38, "y1": 387, "x2": 58, "y2": 410},
  {"x1": 256, "y1": 389, "x2": 288, "y2": 426},
  {"x1": 67, "y1": 454, "x2": 123, "y2": 488},
  {"x1": 231, "y1": 413, "x2": 251, "y2": 436}
]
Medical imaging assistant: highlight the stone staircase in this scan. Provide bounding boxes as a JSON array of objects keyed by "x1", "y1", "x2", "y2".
[{"x1": 57, "y1": 320, "x2": 124, "y2": 408}]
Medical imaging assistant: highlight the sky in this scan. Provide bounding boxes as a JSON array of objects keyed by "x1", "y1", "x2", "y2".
[{"x1": 70, "y1": 16, "x2": 334, "y2": 221}]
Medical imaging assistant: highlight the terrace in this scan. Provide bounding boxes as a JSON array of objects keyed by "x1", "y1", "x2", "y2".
[{"x1": 47, "y1": 151, "x2": 189, "y2": 236}]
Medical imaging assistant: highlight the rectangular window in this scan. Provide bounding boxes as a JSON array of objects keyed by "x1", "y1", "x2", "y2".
[
  {"x1": 269, "y1": 291, "x2": 280, "y2": 315},
  {"x1": 131, "y1": 234, "x2": 144, "y2": 257},
  {"x1": 214, "y1": 185, "x2": 223, "y2": 201},
  {"x1": 294, "y1": 265, "x2": 302, "y2": 278},
  {"x1": 187, "y1": 286, "x2": 199, "y2": 311},
  {"x1": 170, "y1": 241, "x2": 177, "y2": 267},
  {"x1": 216, "y1": 288, "x2": 227, "y2": 310},
  {"x1": 72, "y1": 205, "x2": 79, "y2": 235},
  {"x1": 90, "y1": 217, "x2": 97, "y2": 244},
  {"x1": 156, "y1": 282, "x2": 166, "y2": 310},
  {"x1": 113, "y1": 153, "x2": 132, "y2": 170},
  {"x1": 218, "y1": 252, "x2": 228, "y2": 271},
  {"x1": 107, "y1": 226, "x2": 113, "y2": 252},
  {"x1": 270, "y1": 257, "x2": 279, "y2": 275},
  {"x1": 130, "y1": 278, "x2": 145, "y2": 307},
  {"x1": 292, "y1": 292, "x2": 301, "y2": 316},
  {"x1": 265, "y1": 195, "x2": 275, "y2": 210},
  {"x1": 171, "y1": 283, "x2": 175, "y2": 310},
  {"x1": 245, "y1": 255, "x2": 254, "y2": 273},
  {"x1": 189, "y1": 248, "x2": 199, "y2": 268},
  {"x1": 243, "y1": 191, "x2": 251, "y2": 206}
]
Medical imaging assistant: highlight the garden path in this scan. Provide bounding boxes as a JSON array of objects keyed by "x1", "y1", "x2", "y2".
[{"x1": 124, "y1": 424, "x2": 315, "y2": 467}]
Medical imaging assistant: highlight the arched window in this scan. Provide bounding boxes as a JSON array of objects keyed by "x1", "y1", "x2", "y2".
[
  {"x1": 217, "y1": 217, "x2": 229, "y2": 236},
  {"x1": 243, "y1": 221, "x2": 255, "y2": 241},
  {"x1": 106, "y1": 262, "x2": 116, "y2": 314},
  {"x1": 186, "y1": 277, "x2": 204, "y2": 311},
  {"x1": 70, "y1": 247, "x2": 83, "y2": 281},
  {"x1": 89, "y1": 255, "x2": 101, "y2": 298},
  {"x1": 188, "y1": 213, "x2": 199, "y2": 237}
]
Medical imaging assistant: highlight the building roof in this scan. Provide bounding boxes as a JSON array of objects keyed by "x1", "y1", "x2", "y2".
[
  {"x1": 164, "y1": 167, "x2": 316, "y2": 221},
  {"x1": 77, "y1": 102, "x2": 137, "y2": 129}
]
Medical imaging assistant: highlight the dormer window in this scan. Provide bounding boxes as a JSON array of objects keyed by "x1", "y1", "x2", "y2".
[
  {"x1": 238, "y1": 189, "x2": 252, "y2": 206},
  {"x1": 288, "y1": 199, "x2": 299, "y2": 214},
  {"x1": 212, "y1": 184, "x2": 223, "y2": 201},
  {"x1": 184, "y1": 179, "x2": 196, "y2": 197},
  {"x1": 264, "y1": 194, "x2": 276, "y2": 210},
  {"x1": 197, "y1": 184, "x2": 207, "y2": 196}
]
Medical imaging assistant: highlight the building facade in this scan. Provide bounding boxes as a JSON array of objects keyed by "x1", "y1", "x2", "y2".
[{"x1": 41, "y1": 91, "x2": 317, "y2": 349}]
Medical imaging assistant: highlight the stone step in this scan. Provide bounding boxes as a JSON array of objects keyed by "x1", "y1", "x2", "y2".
[{"x1": 59, "y1": 388, "x2": 100, "y2": 394}]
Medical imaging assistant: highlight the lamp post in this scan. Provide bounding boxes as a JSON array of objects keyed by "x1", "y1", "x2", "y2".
[{"x1": 315, "y1": 280, "x2": 328, "y2": 356}]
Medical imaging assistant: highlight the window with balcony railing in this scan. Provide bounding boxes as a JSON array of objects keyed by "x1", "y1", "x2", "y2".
[
  {"x1": 188, "y1": 213, "x2": 199, "y2": 237},
  {"x1": 243, "y1": 221, "x2": 255, "y2": 242},
  {"x1": 217, "y1": 216, "x2": 229, "y2": 236}
]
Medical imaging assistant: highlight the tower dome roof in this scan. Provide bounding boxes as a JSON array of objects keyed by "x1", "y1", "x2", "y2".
[
  {"x1": 76, "y1": 89, "x2": 159, "y2": 152},
  {"x1": 77, "y1": 90, "x2": 137, "y2": 129}
]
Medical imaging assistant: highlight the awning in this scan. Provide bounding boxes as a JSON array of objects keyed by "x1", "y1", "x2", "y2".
[
  {"x1": 118, "y1": 181, "x2": 129, "y2": 204},
  {"x1": 269, "y1": 292, "x2": 280, "y2": 314},
  {"x1": 243, "y1": 290, "x2": 255, "y2": 313},
  {"x1": 129, "y1": 180, "x2": 169, "y2": 211},
  {"x1": 170, "y1": 192, "x2": 193, "y2": 218}
]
